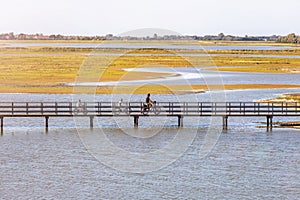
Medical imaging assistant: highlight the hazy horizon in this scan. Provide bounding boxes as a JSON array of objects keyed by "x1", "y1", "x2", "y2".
[{"x1": 1, "y1": 0, "x2": 299, "y2": 36}]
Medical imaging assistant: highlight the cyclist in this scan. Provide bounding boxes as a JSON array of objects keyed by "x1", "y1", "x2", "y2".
[
  {"x1": 118, "y1": 98, "x2": 124, "y2": 112},
  {"x1": 145, "y1": 93, "x2": 153, "y2": 109},
  {"x1": 74, "y1": 99, "x2": 86, "y2": 114}
]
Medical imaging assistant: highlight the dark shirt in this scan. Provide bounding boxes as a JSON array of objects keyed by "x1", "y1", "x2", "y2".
[{"x1": 146, "y1": 96, "x2": 151, "y2": 104}]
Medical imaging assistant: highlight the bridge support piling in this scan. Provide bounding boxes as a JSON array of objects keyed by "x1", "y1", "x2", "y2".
[
  {"x1": 45, "y1": 116, "x2": 49, "y2": 133},
  {"x1": 266, "y1": 116, "x2": 273, "y2": 131},
  {"x1": 178, "y1": 116, "x2": 183, "y2": 127},
  {"x1": 1, "y1": 117, "x2": 3, "y2": 135},
  {"x1": 90, "y1": 116, "x2": 94, "y2": 129},
  {"x1": 223, "y1": 116, "x2": 228, "y2": 130},
  {"x1": 134, "y1": 116, "x2": 139, "y2": 127}
]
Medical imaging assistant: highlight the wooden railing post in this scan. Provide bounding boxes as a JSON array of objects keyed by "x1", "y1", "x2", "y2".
[
  {"x1": 214, "y1": 102, "x2": 217, "y2": 115},
  {"x1": 200, "y1": 102, "x2": 202, "y2": 116},
  {"x1": 98, "y1": 102, "x2": 101, "y2": 115},
  {"x1": 55, "y1": 102, "x2": 58, "y2": 114},
  {"x1": 240, "y1": 102, "x2": 242, "y2": 114},
  {"x1": 69, "y1": 102, "x2": 72, "y2": 114}
]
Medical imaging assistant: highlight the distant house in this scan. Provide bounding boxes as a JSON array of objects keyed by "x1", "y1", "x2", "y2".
[{"x1": 33, "y1": 34, "x2": 50, "y2": 40}]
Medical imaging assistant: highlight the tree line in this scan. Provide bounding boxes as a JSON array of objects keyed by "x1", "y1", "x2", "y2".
[
  {"x1": 276, "y1": 33, "x2": 300, "y2": 44},
  {"x1": 0, "y1": 32, "x2": 299, "y2": 43}
]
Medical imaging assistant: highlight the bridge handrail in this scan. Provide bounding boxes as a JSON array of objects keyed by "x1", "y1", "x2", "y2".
[{"x1": 0, "y1": 101, "x2": 298, "y2": 116}]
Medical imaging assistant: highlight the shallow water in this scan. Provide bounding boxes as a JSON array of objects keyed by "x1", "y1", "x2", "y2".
[
  {"x1": 67, "y1": 67, "x2": 300, "y2": 86},
  {"x1": 5, "y1": 42, "x2": 292, "y2": 51}
]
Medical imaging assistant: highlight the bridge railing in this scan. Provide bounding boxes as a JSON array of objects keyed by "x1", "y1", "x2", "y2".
[{"x1": 0, "y1": 102, "x2": 299, "y2": 116}]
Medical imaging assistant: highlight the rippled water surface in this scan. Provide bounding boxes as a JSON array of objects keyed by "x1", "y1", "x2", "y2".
[
  {"x1": 1, "y1": 127, "x2": 299, "y2": 199},
  {"x1": 0, "y1": 90, "x2": 300, "y2": 199}
]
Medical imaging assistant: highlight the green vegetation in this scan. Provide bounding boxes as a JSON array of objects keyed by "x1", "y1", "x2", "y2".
[{"x1": 276, "y1": 33, "x2": 300, "y2": 44}]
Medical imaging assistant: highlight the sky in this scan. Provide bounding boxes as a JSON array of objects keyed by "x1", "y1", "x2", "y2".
[{"x1": 0, "y1": 0, "x2": 299, "y2": 36}]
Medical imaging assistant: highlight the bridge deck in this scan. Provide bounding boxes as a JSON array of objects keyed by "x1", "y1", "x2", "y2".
[
  {"x1": 0, "y1": 101, "x2": 299, "y2": 133},
  {"x1": 0, "y1": 101, "x2": 299, "y2": 116}
]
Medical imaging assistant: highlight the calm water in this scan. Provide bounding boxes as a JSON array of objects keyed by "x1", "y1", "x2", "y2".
[
  {"x1": 5, "y1": 42, "x2": 292, "y2": 51},
  {"x1": 0, "y1": 89, "x2": 300, "y2": 199},
  {"x1": 67, "y1": 68, "x2": 300, "y2": 86}
]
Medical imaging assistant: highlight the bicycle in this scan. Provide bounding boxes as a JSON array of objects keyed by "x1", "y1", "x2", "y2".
[
  {"x1": 113, "y1": 103, "x2": 131, "y2": 115},
  {"x1": 73, "y1": 103, "x2": 87, "y2": 115},
  {"x1": 142, "y1": 101, "x2": 161, "y2": 115}
]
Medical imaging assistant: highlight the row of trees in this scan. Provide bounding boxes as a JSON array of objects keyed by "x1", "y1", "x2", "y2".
[
  {"x1": 0, "y1": 33, "x2": 106, "y2": 40},
  {"x1": 0, "y1": 32, "x2": 15, "y2": 40},
  {"x1": 105, "y1": 33, "x2": 280, "y2": 41},
  {"x1": 276, "y1": 33, "x2": 300, "y2": 44},
  {"x1": 48, "y1": 34, "x2": 106, "y2": 40},
  {"x1": 1, "y1": 32, "x2": 298, "y2": 42},
  {"x1": 199, "y1": 33, "x2": 279, "y2": 41}
]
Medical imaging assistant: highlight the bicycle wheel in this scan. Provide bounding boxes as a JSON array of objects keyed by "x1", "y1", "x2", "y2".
[
  {"x1": 123, "y1": 107, "x2": 130, "y2": 115},
  {"x1": 73, "y1": 109, "x2": 79, "y2": 115},
  {"x1": 142, "y1": 107, "x2": 149, "y2": 115},
  {"x1": 113, "y1": 107, "x2": 121, "y2": 115},
  {"x1": 154, "y1": 106, "x2": 161, "y2": 115}
]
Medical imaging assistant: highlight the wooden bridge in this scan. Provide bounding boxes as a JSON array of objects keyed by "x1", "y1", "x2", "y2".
[{"x1": 0, "y1": 101, "x2": 299, "y2": 133}]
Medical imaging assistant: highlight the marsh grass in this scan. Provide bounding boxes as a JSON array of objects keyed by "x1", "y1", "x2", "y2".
[{"x1": 0, "y1": 44, "x2": 299, "y2": 94}]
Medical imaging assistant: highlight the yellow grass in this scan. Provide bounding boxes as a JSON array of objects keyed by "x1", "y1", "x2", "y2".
[{"x1": 0, "y1": 44, "x2": 299, "y2": 94}]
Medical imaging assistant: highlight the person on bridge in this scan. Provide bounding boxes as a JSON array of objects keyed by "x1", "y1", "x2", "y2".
[
  {"x1": 76, "y1": 99, "x2": 82, "y2": 108},
  {"x1": 74, "y1": 99, "x2": 86, "y2": 114},
  {"x1": 118, "y1": 98, "x2": 124, "y2": 111},
  {"x1": 146, "y1": 93, "x2": 153, "y2": 109}
]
